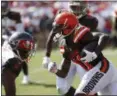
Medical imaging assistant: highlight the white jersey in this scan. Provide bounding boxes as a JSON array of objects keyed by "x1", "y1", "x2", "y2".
[{"x1": 2, "y1": 41, "x2": 19, "y2": 67}]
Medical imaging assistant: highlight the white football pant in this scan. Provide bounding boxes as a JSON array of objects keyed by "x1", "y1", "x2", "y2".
[
  {"x1": 75, "y1": 61, "x2": 117, "y2": 95},
  {"x1": 56, "y1": 60, "x2": 117, "y2": 95}
]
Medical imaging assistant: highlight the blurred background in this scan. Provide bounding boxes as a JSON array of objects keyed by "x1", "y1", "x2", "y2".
[
  {"x1": 1, "y1": 1, "x2": 117, "y2": 95},
  {"x1": 2, "y1": 1, "x2": 117, "y2": 49}
]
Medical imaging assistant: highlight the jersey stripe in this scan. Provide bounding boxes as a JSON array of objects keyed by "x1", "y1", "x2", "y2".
[
  {"x1": 73, "y1": 27, "x2": 90, "y2": 43},
  {"x1": 74, "y1": 26, "x2": 85, "y2": 42},
  {"x1": 85, "y1": 62, "x2": 93, "y2": 70},
  {"x1": 100, "y1": 57, "x2": 109, "y2": 73},
  {"x1": 71, "y1": 50, "x2": 92, "y2": 71}
]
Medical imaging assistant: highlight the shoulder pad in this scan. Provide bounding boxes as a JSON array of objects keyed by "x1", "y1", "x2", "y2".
[{"x1": 73, "y1": 25, "x2": 90, "y2": 43}]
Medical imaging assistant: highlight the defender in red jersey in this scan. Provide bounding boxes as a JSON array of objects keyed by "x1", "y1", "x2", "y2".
[{"x1": 44, "y1": 11, "x2": 117, "y2": 96}]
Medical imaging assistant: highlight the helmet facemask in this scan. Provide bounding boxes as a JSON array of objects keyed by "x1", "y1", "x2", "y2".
[
  {"x1": 10, "y1": 40, "x2": 34, "y2": 61},
  {"x1": 69, "y1": 1, "x2": 87, "y2": 17},
  {"x1": 53, "y1": 21, "x2": 76, "y2": 42},
  {"x1": 53, "y1": 11, "x2": 78, "y2": 42}
]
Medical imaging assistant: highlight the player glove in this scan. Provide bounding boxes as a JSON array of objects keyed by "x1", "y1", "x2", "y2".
[
  {"x1": 80, "y1": 49, "x2": 97, "y2": 63},
  {"x1": 48, "y1": 62, "x2": 58, "y2": 74},
  {"x1": 42, "y1": 56, "x2": 51, "y2": 69}
]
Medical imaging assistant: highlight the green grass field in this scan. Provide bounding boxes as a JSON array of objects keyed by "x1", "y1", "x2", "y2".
[{"x1": 2, "y1": 49, "x2": 117, "y2": 95}]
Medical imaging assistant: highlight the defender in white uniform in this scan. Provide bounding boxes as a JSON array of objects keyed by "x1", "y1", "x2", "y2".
[{"x1": 2, "y1": 32, "x2": 34, "y2": 96}]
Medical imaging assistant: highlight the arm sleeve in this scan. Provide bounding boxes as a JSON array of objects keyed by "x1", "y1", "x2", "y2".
[
  {"x1": 45, "y1": 29, "x2": 56, "y2": 57},
  {"x1": 56, "y1": 58, "x2": 71, "y2": 78},
  {"x1": 82, "y1": 32, "x2": 110, "y2": 55},
  {"x1": 94, "y1": 33, "x2": 110, "y2": 55}
]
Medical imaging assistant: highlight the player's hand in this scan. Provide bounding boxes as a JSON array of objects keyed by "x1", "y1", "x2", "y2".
[
  {"x1": 80, "y1": 50, "x2": 97, "y2": 63},
  {"x1": 42, "y1": 56, "x2": 51, "y2": 69},
  {"x1": 48, "y1": 62, "x2": 58, "y2": 74}
]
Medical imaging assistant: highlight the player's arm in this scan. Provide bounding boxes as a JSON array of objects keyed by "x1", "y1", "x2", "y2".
[
  {"x1": 2, "y1": 69, "x2": 16, "y2": 96},
  {"x1": 80, "y1": 31, "x2": 109, "y2": 54},
  {"x1": 45, "y1": 29, "x2": 56, "y2": 57},
  {"x1": 42, "y1": 28, "x2": 57, "y2": 68},
  {"x1": 42, "y1": 10, "x2": 67, "y2": 68},
  {"x1": 48, "y1": 58, "x2": 71, "y2": 78},
  {"x1": 79, "y1": 30, "x2": 110, "y2": 62},
  {"x1": 45, "y1": 9, "x2": 67, "y2": 57},
  {"x1": 56, "y1": 45, "x2": 72, "y2": 78},
  {"x1": 48, "y1": 46, "x2": 71, "y2": 78},
  {"x1": 92, "y1": 32, "x2": 110, "y2": 55},
  {"x1": 2, "y1": 58, "x2": 22, "y2": 96},
  {"x1": 56, "y1": 59, "x2": 71, "y2": 78}
]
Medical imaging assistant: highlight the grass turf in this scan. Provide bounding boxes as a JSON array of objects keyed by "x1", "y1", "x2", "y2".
[{"x1": 2, "y1": 49, "x2": 117, "y2": 95}]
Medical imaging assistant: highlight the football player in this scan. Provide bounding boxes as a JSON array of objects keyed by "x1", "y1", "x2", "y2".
[
  {"x1": 42, "y1": 1, "x2": 100, "y2": 96},
  {"x1": 2, "y1": 32, "x2": 34, "y2": 96},
  {"x1": 68, "y1": 1, "x2": 98, "y2": 31},
  {"x1": 43, "y1": 1, "x2": 98, "y2": 60},
  {"x1": 46, "y1": 11, "x2": 117, "y2": 95},
  {"x1": 2, "y1": 1, "x2": 30, "y2": 84}
]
